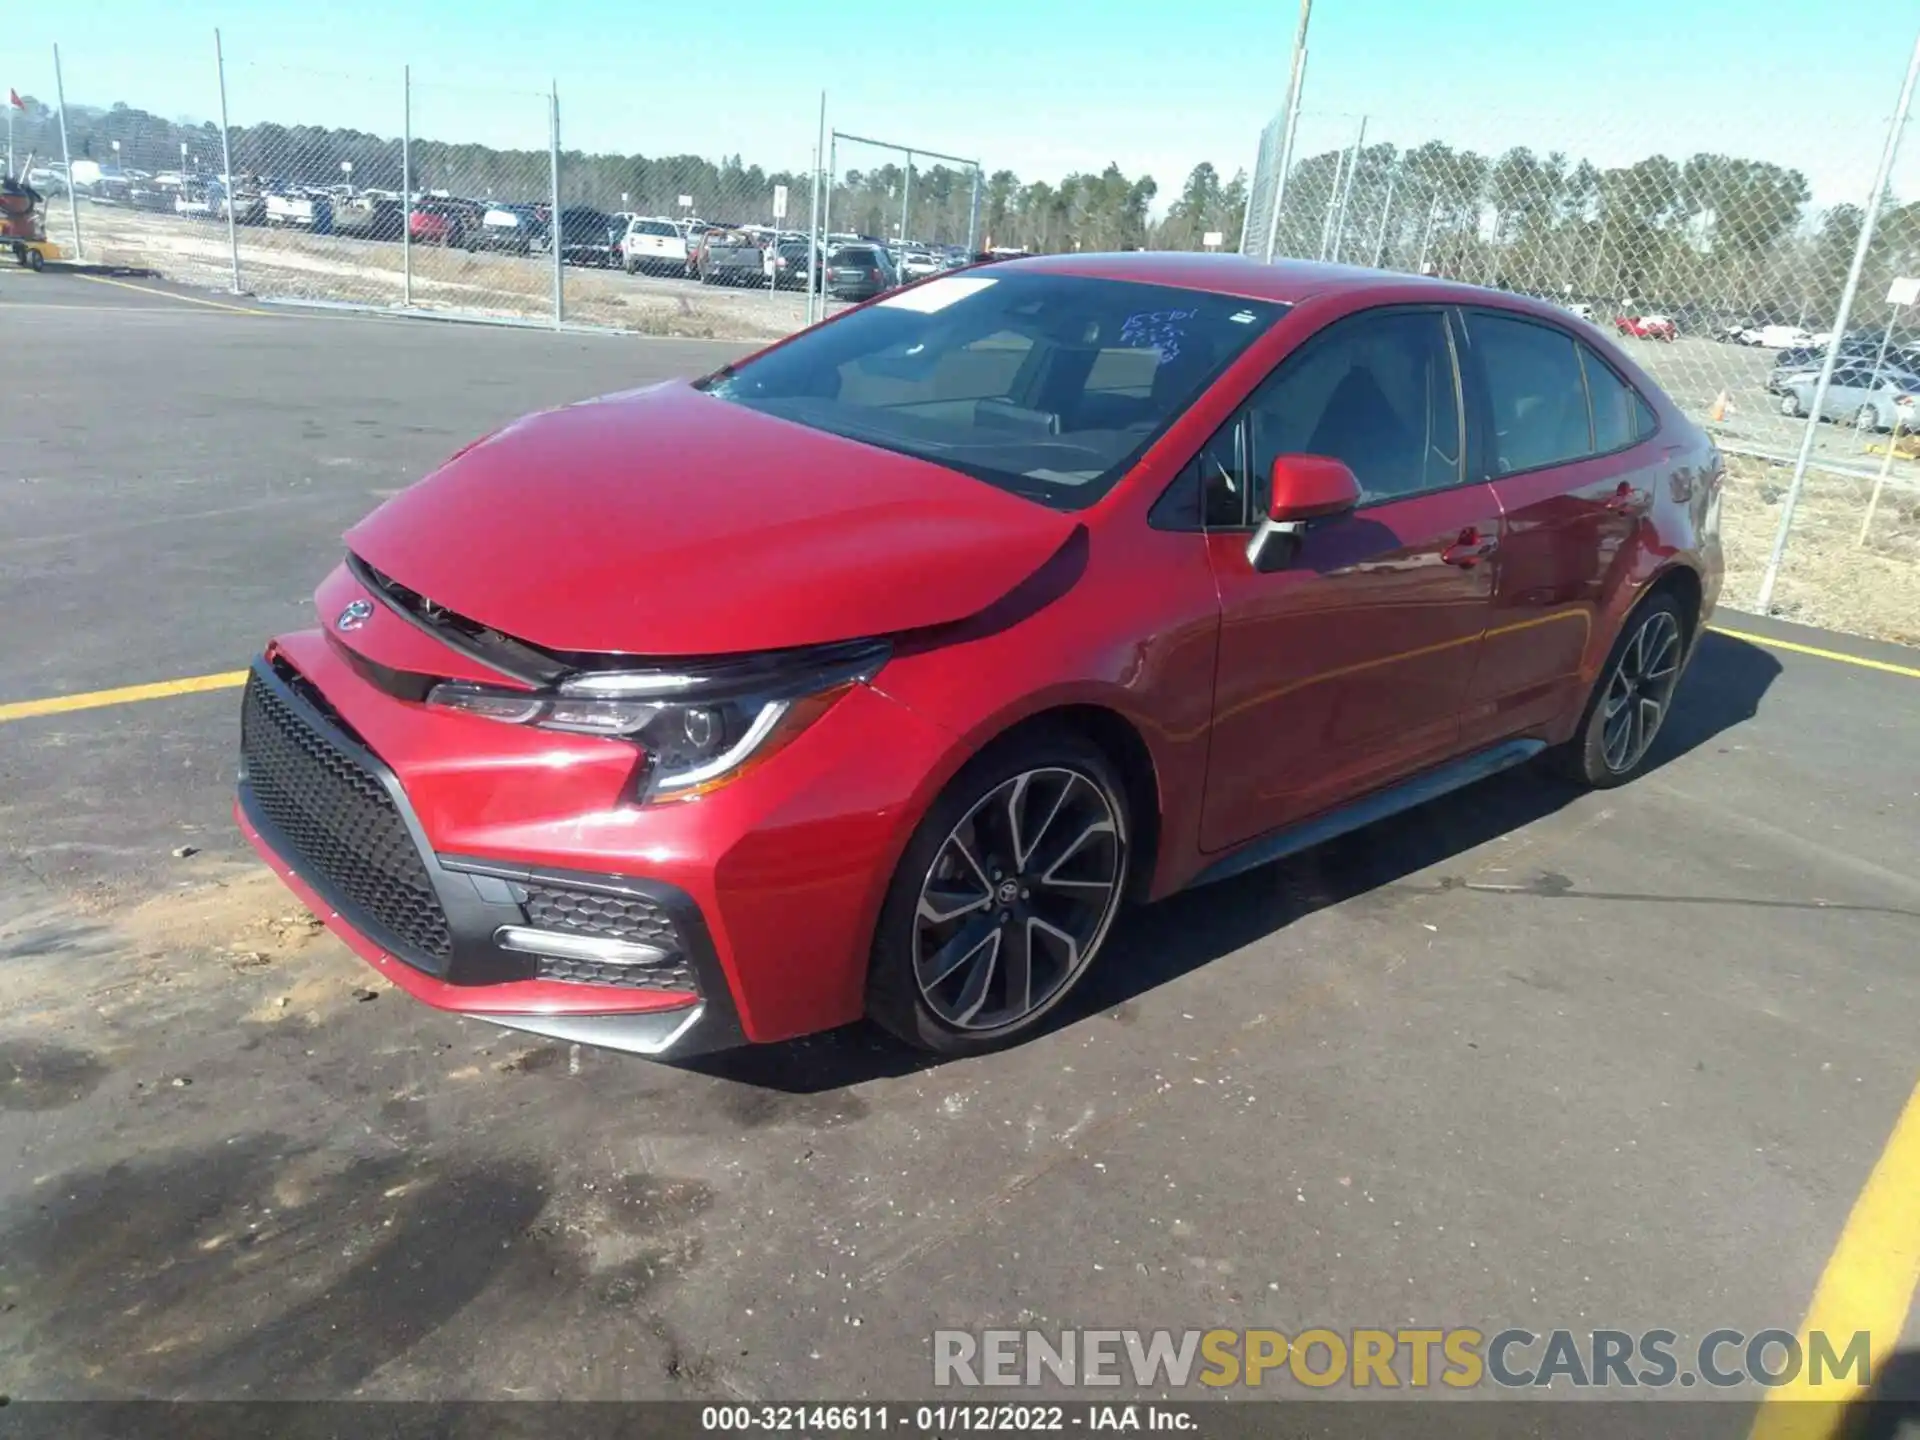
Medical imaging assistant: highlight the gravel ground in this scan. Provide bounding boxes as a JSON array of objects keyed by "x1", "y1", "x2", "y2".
[{"x1": 1721, "y1": 451, "x2": 1920, "y2": 646}]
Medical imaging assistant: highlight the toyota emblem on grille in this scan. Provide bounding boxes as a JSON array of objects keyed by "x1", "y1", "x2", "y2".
[{"x1": 336, "y1": 599, "x2": 375, "y2": 632}]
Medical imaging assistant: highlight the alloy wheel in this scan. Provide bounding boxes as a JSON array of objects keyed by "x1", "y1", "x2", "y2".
[
  {"x1": 1599, "y1": 610, "x2": 1683, "y2": 774},
  {"x1": 912, "y1": 767, "x2": 1124, "y2": 1032}
]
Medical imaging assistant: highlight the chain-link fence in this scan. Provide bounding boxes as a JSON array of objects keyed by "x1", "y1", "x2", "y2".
[
  {"x1": 10, "y1": 39, "x2": 843, "y2": 340},
  {"x1": 1234, "y1": 98, "x2": 1920, "y2": 639}
]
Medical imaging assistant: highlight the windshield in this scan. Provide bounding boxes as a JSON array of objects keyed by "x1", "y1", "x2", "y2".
[{"x1": 701, "y1": 271, "x2": 1285, "y2": 509}]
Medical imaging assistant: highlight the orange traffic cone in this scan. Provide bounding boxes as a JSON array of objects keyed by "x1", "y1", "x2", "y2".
[{"x1": 1709, "y1": 390, "x2": 1730, "y2": 423}]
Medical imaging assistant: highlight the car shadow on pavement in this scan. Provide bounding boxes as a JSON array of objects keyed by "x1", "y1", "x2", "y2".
[
  {"x1": 685, "y1": 631, "x2": 1781, "y2": 1094},
  {"x1": 1834, "y1": 1347, "x2": 1920, "y2": 1438}
]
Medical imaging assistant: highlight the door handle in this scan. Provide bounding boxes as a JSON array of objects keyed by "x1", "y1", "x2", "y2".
[{"x1": 1441, "y1": 527, "x2": 1499, "y2": 568}]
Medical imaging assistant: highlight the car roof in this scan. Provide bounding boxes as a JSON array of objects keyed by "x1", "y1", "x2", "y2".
[{"x1": 985, "y1": 251, "x2": 1572, "y2": 315}]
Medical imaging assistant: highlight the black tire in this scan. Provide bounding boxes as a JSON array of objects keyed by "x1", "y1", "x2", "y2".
[
  {"x1": 1551, "y1": 590, "x2": 1690, "y2": 789},
  {"x1": 1855, "y1": 404, "x2": 1880, "y2": 432},
  {"x1": 11, "y1": 243, "x2": 26, "y2": 267},
  {"x1": 866, "y1": 727, "x2": 1130, "y2": 1056},
  {"x1": 1780, "y1": 392, "x2": 1802, "y2": 418},
  {"x1": 26, "y1": 248, "x2": 44, "y2": 271}
]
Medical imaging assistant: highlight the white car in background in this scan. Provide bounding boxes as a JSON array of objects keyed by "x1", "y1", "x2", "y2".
[
  {"x1": 1742, "y1": 323, "x2": 1815, "y2": 348},
  {"x1": 899, "y1": 249, "x2": 944, "y2": 281},
  {"x1": 620, "y1": 216, "x2": 688, "y2": 275}
]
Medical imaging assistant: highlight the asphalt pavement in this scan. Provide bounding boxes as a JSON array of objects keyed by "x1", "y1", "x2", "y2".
[{"x1": 1, "y1": 272, "x2": 1916, "y2": 1412}]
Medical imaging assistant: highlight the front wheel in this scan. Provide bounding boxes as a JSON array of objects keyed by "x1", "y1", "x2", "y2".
[
  {"x1": 1855, "y1": 404, "x2": 1880, "y2": 431},
  {"x1": 1553, "y1": 593, "x2": 1688, "y2": 789},
  {"x1": 1780, "y1": 392, "x2": 1803, "y2": 417},
  {"x1": 867, "y1": 731, "x2": 1130, "y2": 1055}
]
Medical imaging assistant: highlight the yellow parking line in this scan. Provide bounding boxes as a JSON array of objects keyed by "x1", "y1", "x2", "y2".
[
  {"x1": 76, "y1": 273, "x2": 267, "y2": 315},
  {"x1": 1748, "y1": 1078, "x2": 1920, "y2": 1436},
  {"x1": 0, "y1": 671, "x2": 247, "y2": 723},
  {"x1": 1709, "y1": 625, "x2": 1920, "y2": 680}
]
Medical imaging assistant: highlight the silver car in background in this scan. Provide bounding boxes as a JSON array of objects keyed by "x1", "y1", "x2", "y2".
[{"x1": 1778, "y1": 362, "x2": 1920, "y2": 432}]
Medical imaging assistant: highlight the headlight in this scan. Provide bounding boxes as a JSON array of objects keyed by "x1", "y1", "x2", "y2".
[{"x1": 425, "y1": 638, "x2": 889, "y2": 801}]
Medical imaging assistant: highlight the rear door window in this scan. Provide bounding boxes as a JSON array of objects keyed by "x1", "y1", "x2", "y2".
[{"x1": 1465, "y1": 312, "x2": 1594, "y2": 473}]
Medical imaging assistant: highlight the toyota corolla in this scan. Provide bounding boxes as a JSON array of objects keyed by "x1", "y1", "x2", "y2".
[{"x1": 236, "y1": 254, "x2": 1722, "y2": 1059}]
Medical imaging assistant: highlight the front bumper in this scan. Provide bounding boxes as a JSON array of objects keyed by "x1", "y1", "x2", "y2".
[{"x1": 236, "y1": 655, "x2": 745, "y2": 1057}]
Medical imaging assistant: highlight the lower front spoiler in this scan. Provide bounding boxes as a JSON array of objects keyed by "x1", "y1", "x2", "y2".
[
  {"x1": 477, "y1": 1004, "x2": 709, "y2": 1056},
  {"x1": 234, "y1": 798, "x2": 743, "y2": 1060}
]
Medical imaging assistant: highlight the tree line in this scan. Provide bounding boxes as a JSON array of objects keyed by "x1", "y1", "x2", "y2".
[{"x1": 9, "y1": 94, "x2": 1909, "y2": 327}]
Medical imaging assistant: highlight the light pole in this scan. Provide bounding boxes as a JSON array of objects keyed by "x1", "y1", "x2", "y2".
[
  {"x1": 111, "y1": 138, "x2": 121, "y2": 173},
  {"x1": 341, "y1": 159, "x2": 353, "y2": 191},
  {"x1": 180, "y1": 141, "x2": 189, "y2": 179}
]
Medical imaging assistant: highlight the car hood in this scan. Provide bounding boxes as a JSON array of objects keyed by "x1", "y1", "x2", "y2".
[{"x1": 344, "y1": 382, "x2": 1080, "y2": 658}]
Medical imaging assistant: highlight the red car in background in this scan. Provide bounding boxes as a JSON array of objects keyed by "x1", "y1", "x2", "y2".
[
  {"x1": 408, "y1": 199, "x2": 474, "y2": 248},
  {"x1": 236, "y1": 255, "x2": 1723, "y2": 1060},
  {"x1": 1615, "y1": 312, "x2": 1678, "y2": 341}
]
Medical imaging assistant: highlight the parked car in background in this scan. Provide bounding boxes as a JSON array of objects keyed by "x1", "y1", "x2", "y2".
[
  {"x1": 692, "y1": 228, "x2": 765, "y2": 286},
  {"x1": 899, "y1": 249, "x2": 944, "y2": 281},
  {"x1": 335, "y1": 194, "x2": 406, "y2": 242},
  {"x1": 1562, "y1": 301, "x2": 1595, "y2": 322},
  {"x1": 466, "y1": 205, "x2": 542, "y2": 256},
  {"x1": 235, "y1": 255, "x2": 1721, "y2": 1061},
  {"x1": 1741, "y1": 323, "x2": 1813, "y2": 348},
  {"x1": 1778, "y1": 363, "x2": 1920, "y2": 431},
  {"x1": 1615, "y1": 313, "x2": 1677, "y2": 342},
  {"x1": 555, "y1": 208, "x2": 621, "y2": 267},
  {"x1": 1766, "y1": 338, "x2": 1880, "y2": 392},
  {"x1": 824, "y1": 243, "x2": 896, "y2": 300},
  {"x1": 409, "y1": 199, "x2": 474, "y2": 248},
  {"x1": 620, "y1": 216, "x2": 688, "y2": 275},
  {"x1": 763, "y1": 237, "x2": 815, "y2": 289}
]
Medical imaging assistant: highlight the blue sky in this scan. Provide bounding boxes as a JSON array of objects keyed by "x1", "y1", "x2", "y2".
[{"x1": 8, "y1": 0, "x2": 1914, "y2": 212}]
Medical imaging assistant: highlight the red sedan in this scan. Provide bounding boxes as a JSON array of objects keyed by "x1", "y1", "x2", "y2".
[
  {"x1": 1615, "y1": 313, "x2": 1678, "y2": 341},
  {"x1": 236, "y1": 255, "x2": 1723, "y2": 1058}
]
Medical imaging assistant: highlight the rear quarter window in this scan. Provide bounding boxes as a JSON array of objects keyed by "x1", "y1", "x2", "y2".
[{"x1": 1579, "y1": 345, "x2": 1658, "y2": 452}]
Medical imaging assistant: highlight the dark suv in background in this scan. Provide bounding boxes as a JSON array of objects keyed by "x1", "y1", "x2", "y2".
[{"x1": 825, "y1": 244, "x2": 897, "y2": 301}]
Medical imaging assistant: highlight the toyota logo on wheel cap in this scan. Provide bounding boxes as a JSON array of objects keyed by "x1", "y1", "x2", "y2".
[{"x1": 336, "y1": 599, "x2": 375, "y2": 632}]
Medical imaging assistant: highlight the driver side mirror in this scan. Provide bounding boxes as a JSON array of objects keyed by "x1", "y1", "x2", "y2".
[{"x1": 1246, "y1": 454, "x2": 1361, "y2": 572}]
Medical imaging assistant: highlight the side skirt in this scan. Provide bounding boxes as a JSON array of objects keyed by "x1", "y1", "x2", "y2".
[{"x1": 1184, "y1": 739, "x2": 1548, "y2": 891}]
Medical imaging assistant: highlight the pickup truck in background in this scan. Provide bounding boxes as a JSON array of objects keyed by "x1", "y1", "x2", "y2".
[{"x1": 692, "y1": 229, "x2": 765, "y2": 286}]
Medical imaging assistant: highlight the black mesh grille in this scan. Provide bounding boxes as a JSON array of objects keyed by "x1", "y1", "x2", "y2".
[
  {"x1": 521, "y1": 883, "x2": 695, "y2": 992},
  {"x1": 242, "y1": 670, "x2": 452, "y2": 964},
  {"x1": 534, "y1": 952, "x2": 697, "y2": 991},
  {"x1": 524, "y1": 883, "x2": 679, "y2": 949}
]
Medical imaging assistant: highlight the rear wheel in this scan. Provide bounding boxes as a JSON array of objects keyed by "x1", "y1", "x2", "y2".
[
  {"x1": 1855, "y1": 404, "x2": 1880, "y2": 431},
  {"x1": 27, "y1": 248, "x2": 44, "y2": 271},
  {"x1": 1780, "y1": 392, "x2": 1803, "y2": 417},
  {"x1": 867, "y1": 731, "x2": 1129, "y2": 1056},
  {"x1": 1553, "y1": 592, "x2": 1688, "y2": 788}
]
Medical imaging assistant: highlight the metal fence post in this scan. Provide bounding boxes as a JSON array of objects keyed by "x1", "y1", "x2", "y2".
[
  {"x1": 549, "y1": 81, "x2": 563, "y2": 329},
  {"x1": 806, "y1": 92, "x2": 825, "y2": 325},
  {"x1": 1415, "y1": 196, "x2": 1439, "y2": 273},
  {"x1": 819, "y1": 133, "x2": 836, "y2": 313},
  {"x1": 1370, "y1": 172, "x2": 1395, "y2": 268},
  {"x1": 1754, "y1": 26, "x2": 1920, "y2": 613},
  {"x1": 212, "y1": 31, "x2": 240, "y2": 291},
  {"x1": 1329, "y1": 115, "x2": 1366, "y2": 263},
  {"x1": 52, "y1": 45, "x2": 82, "y2": 261},
  {"x1": 401, "y1": 65, "x2": 412, "y2": 307},
  {"x1": 1317, "y1": 148, "x2": 1345, "y2": 261},
  {"x1": 899, "y1": 150, "x2": 912, "y2": 258},
  {"x1": 1262, "y1": 0, "x2": 1312, "y2": 262}
]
